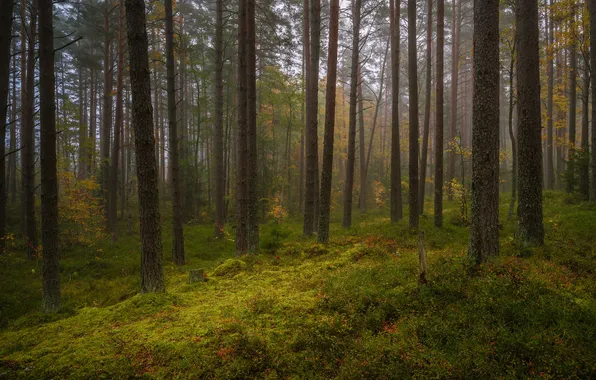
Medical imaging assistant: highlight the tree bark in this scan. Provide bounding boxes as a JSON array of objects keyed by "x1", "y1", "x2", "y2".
[
  {"x1": 389, "y1": 0, "x2": 403, "y2": 222},
  {"x1": 39, "y1": 0, "x2": 60, "y2": 312},
  {"x1": 343, "y1": 0, "x2": 361, "y2": 228},
  {"x1": 580, "y1": 57, "x2": 590, "y2": 199},
  {"x1": 214, "y1": 0, "x2": 225, "y2": 238},
  {"x1": 165, "y1": 0, "x2": 185, "y2": 265},
  {"x1": 407, "y1": 0, "x2": 419, "y2": 229},
  {"x1": 567, "y1": 3, "x2": 577, "y2": 194},
  {"x1": 419, "y1": 0, "x2": 432, "y2": 215},
  {"x1": 516, "y1": 0, "x2": 544, "y2": 246},
  {"x1": 102, "y1": 0, "x2": 113, "y2": 229},
  {"x1": 469, "y1": 0, "x2": 499, "y2": 264},
  {"x1": 247, "y1": 0, "x2": 259, "y2": 249},
  {"x1": 317, "y1": 0, "x2": 339, "y2": 243},
  {"x1": 546, "y1": 0, "x2": 555, "y2": 190},
  {"x1": 591, "y1": 0, "x2": 596, "y2": 201},
  {"x1": 236, "y1": 0, "x2": 249, "y2": 254},
  {"x1": 125, "y1": 0, "x2": 165, "y2": 292},
  {"x1": 304, "y1": 0, "x2": 321, "y2": 235},
  {"x1": 434, "y1": 0, "x2": 444, "y2": 227},
  {"x1": 110, "y1": 0, "x2": 124, "y2": 239},
  {"x1": 358, "y1": 67, "x2": 366, "y2": 213},
  {"x1": 0, "y1": 0, "x2": 14, "y2": 252}
]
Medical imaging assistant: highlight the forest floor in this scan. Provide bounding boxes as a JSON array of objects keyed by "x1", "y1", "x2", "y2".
[{"x1": 1, "y1": 192, "x2": 596, "y2": 379}]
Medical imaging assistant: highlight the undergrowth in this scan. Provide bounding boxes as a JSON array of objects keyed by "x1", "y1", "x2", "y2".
[{"x1": 1, "y1": 193, "x2": 595, "y2": 378}]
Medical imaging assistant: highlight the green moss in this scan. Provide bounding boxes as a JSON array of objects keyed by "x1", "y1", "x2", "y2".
[
  {"x1": 212, "y1": 259, "x2": 247, "y2": 277},
  {"x1": 1, "y1": 193, "x2": 596, "y2": 378}
]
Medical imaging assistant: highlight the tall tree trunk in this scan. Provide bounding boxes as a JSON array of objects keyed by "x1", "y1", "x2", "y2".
[
  {"x1": 102, "y1": 1, "x2": 113, "y2": 229},
  {"x1": 247, "y1": 0, "x2": 259, "y2": 250},
  {"x1": 9, "y1": 35, "x2": 17, "y2": 203},
  {"x1": 89, "y1": 65, "x2": 96, "y2": 176},
  {"x1": 214, "y1": 0, "x2": 225, "y2": 238},
  {"x1": 591, "y1": 0, "x2": 596, "y2": 201},
  {"x1": 419, "y1": 0, "x2": 432, "y2": 215},
  {"x1": 236, "y1": 0, "x2": 249, "y2": 254},
  {"x1": 358, "y1": 67, "x2": 366, "y2": 213},
  {"x1": 19, "y1": 0, "x2": 26, "y2": 236},
  {"x1": 434, "y1": 0, "x2": 444, "y2": 227},
  {"x1": 567, "y1": 3, "x2": 577, "y2": 193},
  {"x1": 300, "y1": 0, "x2": 309, "y2": 215},
  {"x1": 0, "y1": 0, "x2": 14, "y2": 252},
  {"x1": 389, "y1": 0, "x2": 403, "y2": 222},
  {"x1": 546, "y1": 0, "x2": 555, "y2": 190},
  {"x1": 125, "y1": 0, "x2": 165, "y2": 292},
  {"x1": 407, "y1": 0, "x2": 419, "y2": 229},
  {"x1": 165, "y1": 0, "x2": 185, "y2": 265},
  {"x1": 23, "y1": 1, "x2": 37, "y2": 258},
  {"x1": 469, "y1": 0, "x2": 499, "y2": 264},
  {"x1": 343, "y1": 0, "x2": 361, "y2": 228},
  {"x1": 507, "y1": 44, "x2": 517, "y2": 219},
  {"x1": 78, "y1": 65, "x2": 88, "y2": 179},
  {"x1": 448, "y1": 0, "x2": 461, "y2": 198},
  {"x1": 39, "y1": 0, "x2": 60, "y2": 312},
  {"x1": 110, "y1": 0, "x2": 124, "y2": 239},
  {"x1": 516, "y1": 0, "x2": 544, "y2": 246},
  {"x1": 304, "y1": 0, "x2": 321, "y2": 235},
  {"x1": 580, "y1": 57, "x2": 590, "y2": 199},
  {"x1": 317, "y1": 0, "x2": 339, "y2": 243}
]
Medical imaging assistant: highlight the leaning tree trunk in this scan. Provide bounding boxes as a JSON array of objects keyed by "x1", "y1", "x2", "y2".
[
  {"x1": 469, "y1": 0, "x2": 500, "y2": 264},
  {"x1": 407, "y1": 0, "x2": 419, "y2": 229},
  {"x1": 317, "y1": 0, "x2": 339, "y2": 243},
  {"x1": 125, "y1": 0, "x2": 165, "y2": 292},
  {"x1": 389, "y1": 0, "x2": 403, "y2": 222},
  {"x1": 165, "y1": 0, "x2": 185, "y2": 265},
  {"x1": 516, "y1": 0, "x2": 544, "y2": 246},
  {"x1": 343, "y1": 0, "x2": 361, "y2": 228},
  {"x1": 434, "y1": 0, "x2": 445, "y2": 227},
  {"x1": 39, "y1": 0, "x2": 60, "y2": 312}
]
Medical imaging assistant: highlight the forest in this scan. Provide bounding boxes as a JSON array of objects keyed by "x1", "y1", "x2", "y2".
[{"x1": 1, "y1": 0, "x2": 596, "y2": 377}]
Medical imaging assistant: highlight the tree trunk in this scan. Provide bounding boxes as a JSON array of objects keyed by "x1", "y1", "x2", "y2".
[
  {"x1": 236, "y1": 0, "x2": 249, "y2": 254},
  {"x1": 102, "y1": 1, "x2": 113, "y2": 229},
  {"x1": 469, "y1": 0, "x2": 499, "y2": 264},
  {"x1": 0, "y1": 0, "x2": 14, "y2": 252},
  {"x1": 358, "y1": 67, "x2": 366, "y2": 213},
  {"x1": 419, "y1": 0, "x2": 432, "y2": 215},
  {"x1": 434, "y1": 0, "x2": 444, "y2": 227},
  {"x1": 448, "y1": 0, "x2": 461, "y2": 199},
  {"x1": 343, "y1": 0, "x2": 361, "y2": 228},
  {"x1": 508, "y1": 46, "x2": 517, "y2": 220},
  {"x1": 567, "y1": 3, "x2": 577, "y2": 194},
  {"x1": 9, "y1": 35, "x2": 17, "y2": 203},
  {"x1": 516, "y1": 0, "x2": 544, "y2": 246},
  {"x1": 165, "y1": 0, "x2": 185, "y2": 265},
  {"x1": 23, "y1": 1, "x2": 37, "y2": 259},
  {"x1": 389, "y1": 0, "x2": 403, "y2": 222},
  {"x1": 304, "y1": 0, "x2": 321, "y2": 235},
  {"x1": 39, "y1": 0, "x2": 60, "y2": 312},
  {"x1": 591, "y1": 0, "x2": 596, "y2": 201},
  {"x1": 546, "y1": 0, "x2": 555, "y2": 190},
  {"x1": 407, "y1": 0, "x2": 419, "y2": 229},
  {"x1": 214, "y1": 0, "x2": 225, "y2": 238},
  {"x1": 318, "y1": 0, "x2": 339, "y2": 243},
  {"x1": 125, "y1": 0, "x2": 165, "y2": 292},
  {"x1": 247, "y1": 0, "x2": 259, "y2": 250},
  {"x1": 580, "y1": 57, "x2": 590, "y2": 199},
  {"x1": 110, "y1": 0, "x2": 124, "y2": 239}
]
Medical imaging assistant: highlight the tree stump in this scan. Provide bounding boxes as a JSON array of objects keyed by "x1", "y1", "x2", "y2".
[{"x1": 188, "y1": 269, "x2": 207, "y2": 284}]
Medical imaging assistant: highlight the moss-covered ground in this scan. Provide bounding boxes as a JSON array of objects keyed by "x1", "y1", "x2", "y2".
[{"x1": 1, "y1": 192, "x2": 596, "y2": 379}]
